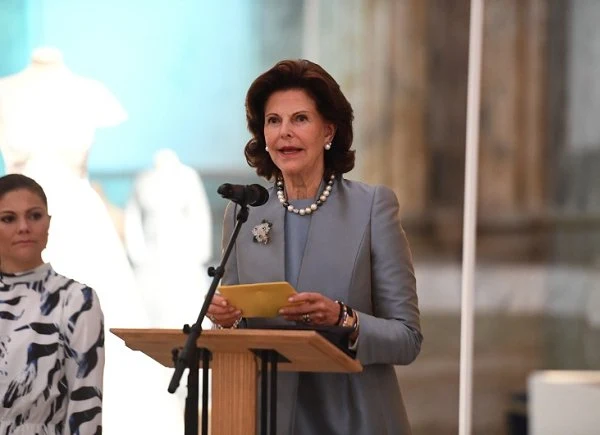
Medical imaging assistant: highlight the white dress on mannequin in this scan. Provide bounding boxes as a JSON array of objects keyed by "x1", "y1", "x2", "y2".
[
  {"x1": 125, "y1": 148, "x2": 213, "y2": 329},
  {"x1": 124, "y1": 149, "x2": 214, "y2": 421},
  {"x1": 0, "y1": 47, "x2": 183, "y2": 434}
]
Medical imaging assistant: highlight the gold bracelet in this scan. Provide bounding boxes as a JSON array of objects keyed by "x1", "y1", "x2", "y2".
[
  {"x1": 341, "y1": 304, "x2": 355, "y2": 329},
  {"x1": 352, "y1": 312, "x2": 360, "y2": 333},
  {"x1": 335, "y1": 300, "x2": 345, "y2": 324},
  {"x1": 349, "y1": 312, "x2": 360, "y2": 345}
]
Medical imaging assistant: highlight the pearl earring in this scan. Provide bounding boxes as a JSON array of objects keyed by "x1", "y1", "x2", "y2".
[
  {"x1": 324, "y1": 142, "x2": 332, "y2": 151},
  {"x1": 265, "y1": 146, "x2": 269, "y2": 152}
]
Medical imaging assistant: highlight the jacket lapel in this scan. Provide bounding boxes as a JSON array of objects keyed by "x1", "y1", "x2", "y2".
[
  {"x1": 295, "y1": 179, "x2": 366, "y2": 302},
  {"x1": 237, "y1": 179, "x2": 368, "y2": 301},
  {"x1": 237, "y1": 186, "x2": 286, "y2": 283}
]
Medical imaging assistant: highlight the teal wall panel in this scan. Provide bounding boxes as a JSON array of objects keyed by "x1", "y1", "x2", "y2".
[
  {"x1": 1, "y1": 0, "x2": 260, "y2": 176},
  {"x1": 0, "y1": 0, "x2": 31, "y2": 174},
  {"x1": 0, "y1": 0, "x2": 30, "y2": 77},
  {"x1": 0, "y1": 1, "x2": 282, "y2": 205},
  {"x1": 35, "y1": 0, "x2": 259, "y2": 173}
]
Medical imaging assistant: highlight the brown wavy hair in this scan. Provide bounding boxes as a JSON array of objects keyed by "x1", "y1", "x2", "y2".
[
  {"x1": 244, "y1": 59, "x2": 355, "y2": 180},
  {"x1": 0, "y1": 174, "x2": 47, "y2": 206}
]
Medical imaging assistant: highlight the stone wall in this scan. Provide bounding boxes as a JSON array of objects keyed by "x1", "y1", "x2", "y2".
[{"x1": 396, "y1": 262, "x2": 600, "y2": 434}]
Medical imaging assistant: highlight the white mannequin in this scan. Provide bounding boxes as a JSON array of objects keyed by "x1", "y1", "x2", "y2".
[
  {"x1": 125, "y1": 148, "x2": 213, "y2": 327},
  {"x1": 0, "y1": 47, "x2": 126, "y2": 177},
  {"x1": 0, "y1": 48, "x2": 184, "y2": 434},
  {"x1": 124, "y1": 149, "x2": 214, "y2": 421}
]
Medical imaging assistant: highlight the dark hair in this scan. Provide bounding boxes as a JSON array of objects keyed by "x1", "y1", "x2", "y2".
[
  {"x1": 244, "y1": 59, "x2": 355, "y2": 180},
  {"x1": 0, "y1": 174, "x2": 48, "y2": 206}
]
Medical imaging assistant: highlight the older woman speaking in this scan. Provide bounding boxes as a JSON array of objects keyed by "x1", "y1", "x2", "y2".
[{"x1": 208, "y1": 59, "x2": 422, "y2": 435}]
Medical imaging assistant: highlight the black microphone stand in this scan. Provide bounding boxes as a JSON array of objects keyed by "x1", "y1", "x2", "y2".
[{"x1": 168, "y1": 202, "x2": 249, "y2": 435}]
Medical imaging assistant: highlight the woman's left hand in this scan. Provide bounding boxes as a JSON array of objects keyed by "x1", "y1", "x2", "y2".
[{"x1": 279, "y1": 292, "x2": 340, "y2": 326}]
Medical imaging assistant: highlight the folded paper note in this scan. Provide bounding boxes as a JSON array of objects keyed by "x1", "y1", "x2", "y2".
[{"x1": 218, "y1": 281, "x2": 298, "y2": 317}]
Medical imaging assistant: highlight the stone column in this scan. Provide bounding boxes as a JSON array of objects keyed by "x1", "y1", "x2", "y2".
[
  {"x1": 358, "y1": 0, "x2": 429, "y2": 217},
  {"x1": 478, "y1": 0, "x2": 548, "y2": 214}
]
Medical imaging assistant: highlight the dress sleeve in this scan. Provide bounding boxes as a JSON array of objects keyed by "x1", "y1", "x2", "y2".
[
  {"x1": 62, "y1": 284, "x2": 105, "y2": 435},
  {"x1": 355, "y1": 185, "x2": 423, "y2": 366}
]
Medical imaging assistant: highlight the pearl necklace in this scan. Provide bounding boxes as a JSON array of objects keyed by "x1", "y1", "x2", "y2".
[{"x1": 276, "y1": 174, "x2": 335, "y2": 215}]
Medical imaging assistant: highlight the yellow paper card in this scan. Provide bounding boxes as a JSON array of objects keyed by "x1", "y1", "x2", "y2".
[{"x1": 218, "y1": 281, "x2": 297, "y2": 318}]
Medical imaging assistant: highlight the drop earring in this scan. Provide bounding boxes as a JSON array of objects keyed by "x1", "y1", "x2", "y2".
[
  {"x1": 324, "y1": 142, "x2": 332, "y2": 151},
  {"x1": 265, "y1": 146, "x2": 270, "y2": 152}
]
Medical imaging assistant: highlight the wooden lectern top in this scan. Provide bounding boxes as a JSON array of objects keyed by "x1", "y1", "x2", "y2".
[{"x1": 111, "y1": 328, "x2": 362, "y2": 373}]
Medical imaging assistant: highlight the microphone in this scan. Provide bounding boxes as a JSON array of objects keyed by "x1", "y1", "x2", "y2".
[{"x1": 217, "y1": 183, "x2": 269, "y2": 207}]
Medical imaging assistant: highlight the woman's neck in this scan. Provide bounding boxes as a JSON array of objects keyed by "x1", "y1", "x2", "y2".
[
  {"x1": 0, "y1": 259, "x2": 45, "y2": 275},
  {"x1": 282, "y1": 171, "x2": 325, "y2": 200},
  {"x1": 26, "y1": 61, "x2": 69, "y2": 77},
  {"x1": 31, "y1": 47, "x2": 65, "y2": 67},
  {"x1": 23, "y1": 48, "x2": 70, "y2": 78}
]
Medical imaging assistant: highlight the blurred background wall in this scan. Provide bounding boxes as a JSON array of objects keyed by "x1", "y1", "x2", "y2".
[
  {"x1": 1, "y1": 0, "x2": 599, "y2": 433},
  {"x1": 0, "y1": 0, "x2": 260, "y2": 205}
]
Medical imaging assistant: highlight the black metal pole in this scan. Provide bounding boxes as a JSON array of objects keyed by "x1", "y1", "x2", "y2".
[
  {"x1": 201, "y1": 349, "x2": 210, "y2": 435},
  {"x1": 168, "y1": 204, "x2": 249, "y2": 435},
  {"x1": 184, "y1": 347, "x2": 199, "y2": 435},
  {"x1": 169, "y1": 204, "x2": 249, "y2": 394},
  {"x1": 269, "y1": 351, "x2": 278, "y2": 435},
  {"x1": 261, "y1": 351, "x2": 269, "y2": 435}
]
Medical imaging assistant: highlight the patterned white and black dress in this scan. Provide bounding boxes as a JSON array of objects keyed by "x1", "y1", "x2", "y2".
[{"x1": 0, "y1": 263, "x2": 104, "y2": 435}]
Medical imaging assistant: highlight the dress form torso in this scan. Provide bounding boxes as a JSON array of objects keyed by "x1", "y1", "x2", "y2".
[
  {"x1": 125, "y1": 149, "x2": 213, "y2": 327},
  {"x1": 0, "y1": 47, "x2": 126, "y2": 179}
]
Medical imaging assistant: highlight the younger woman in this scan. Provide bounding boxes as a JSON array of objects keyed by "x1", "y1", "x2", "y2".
[{"x1": 0, "y1": 173, "x2": 104, "y2": 435}]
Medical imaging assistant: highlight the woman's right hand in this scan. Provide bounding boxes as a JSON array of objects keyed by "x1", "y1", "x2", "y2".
[{"x1": 207, "y1": 294, "x2": 242, "y2": 327}]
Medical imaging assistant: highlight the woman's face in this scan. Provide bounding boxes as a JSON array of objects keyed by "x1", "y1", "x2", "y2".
[
  {"x1": 264, "y1": 89, "x2": 335, "y2": 180},
  {"x1": 0, "y1": 188, "x2": 50, "y2": 273}
]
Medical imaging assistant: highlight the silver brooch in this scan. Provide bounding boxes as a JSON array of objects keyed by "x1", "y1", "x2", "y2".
[{"x1": 252, "y1": 219, "x2": 273, "y2": 244}]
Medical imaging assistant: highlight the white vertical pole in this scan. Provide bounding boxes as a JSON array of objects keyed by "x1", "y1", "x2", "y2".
[{"x1": 459, "y1": 1, "x2": 485, "y2": 435}]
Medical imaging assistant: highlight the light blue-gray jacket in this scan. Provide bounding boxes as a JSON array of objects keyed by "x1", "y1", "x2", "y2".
[{"x1": 221, "y1": 177, "x2": 422, "y2": 435}]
